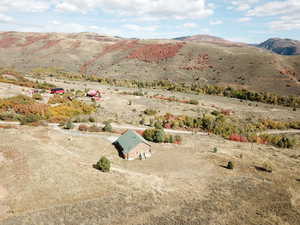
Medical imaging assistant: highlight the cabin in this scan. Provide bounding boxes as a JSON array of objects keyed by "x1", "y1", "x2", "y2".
[
  {"x1": 114, "y1": 130, "x2": 151, "y2": 160},
  {"x1": 50, "y1": 88, "x2": 65, "y2": 94}
]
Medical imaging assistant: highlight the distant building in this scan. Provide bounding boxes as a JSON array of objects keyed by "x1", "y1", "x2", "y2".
[
  {"x1": 50, "y1": 88, "x2": 64, "y2": 94},
  {"x1": 114, "y1": 130, "x2": 151, "y2": 160}
]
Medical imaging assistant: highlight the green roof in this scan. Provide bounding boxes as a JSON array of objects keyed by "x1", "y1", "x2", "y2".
[{"x1": 116, "y1": 130, "x2": 150, "y2": 154}]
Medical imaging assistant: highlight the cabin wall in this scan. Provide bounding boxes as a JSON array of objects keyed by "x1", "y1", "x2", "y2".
[{"x1": 127, "y1": 143, "x2": 151, "y2": 160}]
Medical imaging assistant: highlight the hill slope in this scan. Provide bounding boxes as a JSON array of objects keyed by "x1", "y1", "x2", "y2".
[
  {"x1": 257, "y1": 38, "x2": 300, "y2": 55},
  {"x1": 0, "y1": 31, "x2": 300, "y2": 96}
]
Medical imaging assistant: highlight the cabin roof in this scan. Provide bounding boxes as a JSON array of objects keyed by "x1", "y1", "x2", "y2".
[{"x1": 116, "y1": 130, "x2": 150, "y2": 154}]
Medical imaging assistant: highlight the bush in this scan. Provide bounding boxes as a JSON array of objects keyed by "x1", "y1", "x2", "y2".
[
  {"x1": 261, "y1": 162, "x2": 272, "y2": 173},
  {"x1": 95, "y1": 156, "x2": 110, "y2": 172},
  {"x1": 143, "y1": 128, "x2": 166, "y2": 143},
  {"x1": 227, "y1": 161, "x2": 234, "y2": 169},
  {"x1": 189, "y1": 99, "x2": 199, "y2": 105},
  {"x1": 18, "y1": 114, "x2": 41, "y2": 125},
  {"x1": 78, "y1": 124, "x2": 88, "y2": 131},
  {"x1": 143, "y1": 128, "x2": 156, "y2": 142},
  {"x1": 64, "y1": 121, "x2": 74, "y2": 129},
  {"x1": 154, "y1": 121, "x2": 163, "y2": 129},
  {"x1": 0, "y1": 112, "x2": 18, "y2": 121},
  {"x1": 174, "y1": 135, "x2": 182, "y2": 143},
  {"x1": 88, "y1": 116, "x2": 96, "y2": 122},
  {"x1": 154, "y1": 129, "x2": 165, "y2": 143},
  {"x1": 144, "y1": 109, "x2": 157, "y2": 116},
  {"x1": 103, "y1": 122, "x2": 113, "y2": 132},
  {"x1": 32, "y1": 93, "x2": 43, "y2": 100}
]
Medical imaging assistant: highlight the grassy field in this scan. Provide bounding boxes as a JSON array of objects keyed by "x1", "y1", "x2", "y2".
[{"x1": 0, "y1": 76, "x2": 300, "y2": 224}]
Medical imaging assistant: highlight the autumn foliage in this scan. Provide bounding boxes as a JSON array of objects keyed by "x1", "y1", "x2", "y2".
[{"x1": 128, "y1": 43, "x2": 184, "y2": 62}]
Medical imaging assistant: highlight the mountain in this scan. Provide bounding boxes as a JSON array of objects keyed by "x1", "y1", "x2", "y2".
[
  {"x1": 0, "y1": 31, "x2": 300, "y2": 96},
  {"x1": 257, "y1": 38, "x2": 300, "y2": 55},
  {"x1": 173, "y1": 34, "x2": 239, "y2": 45}
]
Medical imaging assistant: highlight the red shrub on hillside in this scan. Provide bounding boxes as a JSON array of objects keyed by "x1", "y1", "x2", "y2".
[
  {"x1": 80, "y1": 40, "x2": 138, "y2": 73},
  {"x1": 18, "y1": 35, "x2": 49, "y2": 48},
  {"x1": 0, "y1": 36, "x2": 19, "y2": 48},
  {"x1": 128, "y1": 43, "x2": 184, "y2": 62},
  {"x1": 40, "y1": 40, "x2": 61, "y2": 50},
  {"x1": 229, "y1": 133, "x2": 248, "y2": 142}
]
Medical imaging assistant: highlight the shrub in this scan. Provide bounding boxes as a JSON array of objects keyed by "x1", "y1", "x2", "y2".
[
  {"x1": 143, "y1": 128, "x2": 156, "y2": 142},
  {"x1": 0, "y1": 112, "x2": 18, "y2": 121},
  {"x1": 261, "y1": 162, "x2": 272, "y2": 173},
  {"x1": 18, "y1": 114, "x2": 41, "y2": 125},
  {"x1": 189, "y1": 99, "x2": 199, "y2": 105},
  {"x1": 144, "y1": 108, "x2": 157, "y2": 116},
  {"x1": 139, "y1": 118, "x2": 145, "y2": 125},
  {"x1": 143, "y1": 128, "x2": 166, "y2": 143},
  {"x1": 48, "y1": 95, "x2": 68, "y2": 104},
  {"x1": 154, "y1": 129, "x2": 165, "y2": 143},
  {"x1": 32, "y1": 93, "x2": 43, "y2": 100},
  {"x1": 174, "y1": 135, "x2": 182, "y2": 143},
  {"x1": 48, "y1": 100, "x2": 96, "y2": 122},
  {"x1": 78, "y1": 124, "x2": 88, "y2": 131},
  {"x1": 168, "y1": 135, "x2": 174, "y2": 143},
  {"x1": 103, "y1": 122, "x2": 113, "y2": 132},
  {"x1": 227, "y1": 161, "x2": 234, "y2": 169},
  {"x1": 213, "y1": 147, "x2": 218, "y2": 153},
  {"x1": 95, "y1": 156, "x2": 111, "y2": 172},
  {"x1": 154, "y1": 121, "x2": 163, "y2": 129},
  {"x1": 211, "y1": 110, "x2": 220, "y2": 116},
  {"x1": 260, "y1": 134, "x2": 296, "y2": 148},
  {"x1": 88, "y1": 116, "x2": 96, "y2": 122},
  {"x1": 64, "y1": 121, "x2": 74, "y2": 129}
]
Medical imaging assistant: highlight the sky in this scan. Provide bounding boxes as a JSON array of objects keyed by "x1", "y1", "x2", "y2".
[{"x1": 0, "y1": 0, "x2": 299, "y2": 43}]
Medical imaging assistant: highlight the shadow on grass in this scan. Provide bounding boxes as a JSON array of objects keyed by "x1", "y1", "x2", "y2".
[
  {"x1": 255, "y1": 166, "x2": 272, "y2": 173},
  {"x1": 219, "y1": 165, "x2": 232, "y2": 170}
]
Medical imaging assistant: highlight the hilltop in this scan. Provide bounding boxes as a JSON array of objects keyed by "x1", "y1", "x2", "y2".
[
  {"x1": 0, "y1": 31, "x2": 300, "y2": 96},
  {"x1": 257, "y1": 38, "x2": 300, "y2": 56}
]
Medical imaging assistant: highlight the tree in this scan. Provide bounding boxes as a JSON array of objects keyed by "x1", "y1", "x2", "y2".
[
  {"x1": 95, "y1": 156, "x2": 111, "y2": 172},
  {"x1": 64, "y1": 121, "x2": 74, "y2": 129},
  {"x1": 227, "y1": 161, "x2": 234, "y2": 170},
  {"x1": 103, "y1": 122, "x2": 112, "y2": 132},
  {"x1": 154, "y1": 129, "x2": 165, "y2": 143},
  {"x1": 143, "y1": 128, "x2": 156, "y2": 142},
  {"x1": 154, "y1": 121, "x2": 163, "y2": 129},
  {"x1": 143, "y1": 128, "x2": 166, "y2": 143}
]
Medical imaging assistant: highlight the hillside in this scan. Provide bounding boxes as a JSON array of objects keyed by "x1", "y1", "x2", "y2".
[
  {"x1": 257, "y1": 38, "x2": 300, "y2": 56},
  {"x1": 0, "y1": 31, "x2": 300, "y2": 96},
  {"x1": 173, "y1": 34, "x2": 232, "y2": 43}
]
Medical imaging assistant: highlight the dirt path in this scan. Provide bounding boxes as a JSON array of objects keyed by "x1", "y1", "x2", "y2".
[
  {"x1": 0, "y1": 121, "x2": 209, "y2": 135},
  {"x1": 258, "y1": 129, "x2": 300, "y2": 135}
]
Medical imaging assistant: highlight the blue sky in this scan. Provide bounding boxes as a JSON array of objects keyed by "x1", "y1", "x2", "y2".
[{"x1": 0, "y1": 0, "x2": 299, "y2": 43}]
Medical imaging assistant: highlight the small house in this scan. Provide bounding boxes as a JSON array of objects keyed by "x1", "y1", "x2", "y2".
[{"x1": 114, "y1": 130, "x2": 151, "y2": 160}]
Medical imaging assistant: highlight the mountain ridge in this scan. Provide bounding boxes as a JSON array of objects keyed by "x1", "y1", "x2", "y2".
[{"x1": 0, "y1": 31, "x2": 299, "y2": 96}]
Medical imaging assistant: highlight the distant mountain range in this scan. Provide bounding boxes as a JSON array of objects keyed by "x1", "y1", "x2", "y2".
[
  {"x1": 256, "y1": 38, "x2": 300, "y2": 56},
  {"x1": 172, "y1": 35, "x2": 244, "y2": 46},
  {"x1": 174, "y1": 35, "x2": 300, "y2": 56}
]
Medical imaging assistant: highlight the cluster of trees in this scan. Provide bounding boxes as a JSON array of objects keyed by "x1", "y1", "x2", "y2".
[
  {"x1": 147, "y1": 112, "x2": 298, "y2": 148},
  {"x1": 143, "y1": 128, "x2": 182, "y2": 144},
  {"x1": 259, "y1": 134, "x2": 296, "y2": 148},
  {"x1": 0, "y1": 94, "x2": 96, "y2": 125},
  {"x1": 31, "y1": 69, "x2": 300, "y2": 108},
  {"x1": 0, "y1": 69, "x2": 55, "y2": 90}
]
